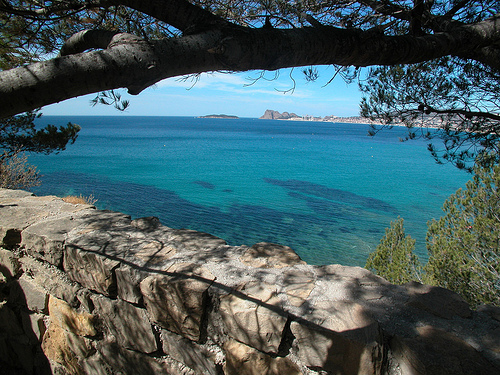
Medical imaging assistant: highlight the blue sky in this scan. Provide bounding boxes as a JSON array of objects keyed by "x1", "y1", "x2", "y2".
[{"x1": 43, "y1": 66, "x2": 363, "y2": 118}]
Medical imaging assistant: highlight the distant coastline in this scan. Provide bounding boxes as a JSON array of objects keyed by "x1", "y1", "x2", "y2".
[
  {"x1": 258, "y1": 109, "x2": 384, "y2": 125},
  {"x1": 198, "y1": 114, "x2": 239, "y2": 119}
]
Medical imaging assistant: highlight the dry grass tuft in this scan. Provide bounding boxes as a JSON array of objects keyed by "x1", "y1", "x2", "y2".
[{"x1": 62, "y1": 194, "x2": 97, "y2": 205}]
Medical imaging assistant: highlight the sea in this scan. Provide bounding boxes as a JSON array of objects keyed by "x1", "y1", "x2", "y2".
[{"x1": 29, "y1": 116, "x2": 470, "y2": 267}]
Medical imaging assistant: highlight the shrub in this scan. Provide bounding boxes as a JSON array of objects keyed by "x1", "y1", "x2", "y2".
[
  {"x1": 365, "y1": 217, "x2": 422, "y2": 284},
  {"x1": 0, "y1": 151, "x2": 40, "y2": 189},
  {"x1": 366, "y1": 163, "x2": 500, "y2": 308},
  {"x1": 426, "y1": 163, "x2": 500, "y2": 307}
]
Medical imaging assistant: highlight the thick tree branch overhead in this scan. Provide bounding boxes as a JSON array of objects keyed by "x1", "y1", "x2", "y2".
[{"x1": 1, "y1": 0, "x2": 500, "y2": 119}]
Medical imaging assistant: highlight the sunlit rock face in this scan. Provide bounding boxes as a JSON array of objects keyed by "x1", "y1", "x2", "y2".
[{"x1": 1, "y1": 188, "x2": 499, "y2": 375}]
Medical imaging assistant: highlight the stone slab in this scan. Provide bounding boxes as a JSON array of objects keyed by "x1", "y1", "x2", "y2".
[
  {"x1": 140, "y1": 262, "x2": 215, "y2": 341},
  {"x1": 92, "y1": 295, "x2": 157, "y2": 353},
  {"x1": 219, "y1": 281, "x2": 288, "y2": 354}
]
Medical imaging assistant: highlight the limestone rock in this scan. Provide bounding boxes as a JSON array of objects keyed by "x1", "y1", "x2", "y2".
[
  {"x1": 224, "y1": 339, "x2": 302, "y2": 375},
  {"x1": 219, "y1": 281, "x2": 288, "y2": 353},
  {"x1": 91, "y1": 295, "x2": 157, "y2": 353},
  {"x1": 97, "y1": 340, "x2": 181, "y2": 375},
  {"x1": 20, "y1": 256, "x2": 81, "y2": 307},
  {"x1": 168, "y1": 228, "x2": 227, "y2": 251},
  {"x1": 0, "y1": 192, "x2": 93, "y2": 249},
  {"x1": 115, "y1": 265, "x2": 146, "y2": 304},
  {"x1": 405, "y1": 281, "x2": 472, "y2": 319},
  {"x1": 0, "y1": 187, "x2": 33, "y2": 199},
  {"x1": 0, "y1": 302, "x2": 41, "y2": 374},
  {"x1": 21, "y1": 216, "x2": 86, "y2": 267},
  {"x1": 0, "y1": 300, "x2": 24, "y2": 336},
  {"x1": 140, "y1": 262, "x2": 215, "y2": 341},
  {"x1": 17, "y1": 274, "x2": 49, "y2": 313},
  {"x1": 63, "y1": 242, "x2": 120, "y2": 297},
  {"x1": 42, "y1": 322, "x2": 93, "y2": 375},
  {"x1": 131, "y1": 216, "x2": 161, "y2": 231},
  {"x1": 132, "y1": 240, "x2": 177, "y2": 265},
  {"x1": 283, "y1": 268, "x2": 316, "y2": 307},
  {"x1": 391, "y1": 325, "x2": 500, "y2": 375},
  {"x1": 48, "y1": 296, "x2": 96, "y2": 337},
  {"x1": 161, "y1": 329, "x2": 218, "y2": 375},
  {"x1": 478, "y1": 304, "x2": 500, "y2": 322},
  {"x1": 291, "y1": 301, "x2": 384, "y2": 375},
  {"x1": 240, "y1": 242, "x2": 305, "y2": 269},
  {"x1": 0, "y1": 248, "x2": 21, "y2": 278},
  {"x1": 21, "y1": 311, "x2": 47, "y2": 343}
]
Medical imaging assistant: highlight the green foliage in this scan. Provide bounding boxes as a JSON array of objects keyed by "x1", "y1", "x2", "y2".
[
  {"x1": 90, "y1": 91, "x2": 130, "y2": 111},
  {"x1": 367, "y1": 164, "x2": 500, "y2": 307},
  {"x1": 365, "y1": 217, "x2": 421, "y2": 284},
  {"x1": 426, "y1": 163, "x2": 500, "y2": 307},
  {"x1": 0, "y1": 111, "x2": 80, "y2": 156},
  {"x1": 0, "y1": 111, "x2": 80, "y2": 190},
  {"x1": 360, "y1": 57, "x2": 500, "y2": 171}
]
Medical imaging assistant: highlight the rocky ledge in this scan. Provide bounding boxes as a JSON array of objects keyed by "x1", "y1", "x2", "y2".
[{"x1": 0, "y1": 188, "x2": 499, "y2": 375}]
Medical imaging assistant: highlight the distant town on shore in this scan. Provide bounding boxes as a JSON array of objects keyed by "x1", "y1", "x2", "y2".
[
  {"x1": 198, "y1": 110, "x2": 384, "y2": 124},
  {"x1": 259, "y1": 109, "x2": 383, "y2": 124}
]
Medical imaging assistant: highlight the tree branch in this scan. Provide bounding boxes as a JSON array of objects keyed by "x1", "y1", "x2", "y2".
[
  {"x1": 114, "y1": 0, "x2": 232, "y2": 33},
  {"x1": 2, "y1": 9, "x2": 500, "y2": 118},
  {"x1": 425, "y1": 105, "x2": 500, "y2": 123},
  {"x1": 59, "y1": 30, "x2": 120, "y2": 56},
  {"x1": 0, "y1": 0, "x2": 102, "y2": 20}
]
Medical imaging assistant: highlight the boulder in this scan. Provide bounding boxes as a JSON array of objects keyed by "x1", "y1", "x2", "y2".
[
  {"x1": 16, "y1": 274, "x2": 49, "y2": 313},
  {"x1": 168, "y1": 228, "x2": 227, "y2": 251},
  {"x1": 115, "y1": 265, "x2": 146, "y2": 304},
  {"x1": 96, "y1": 340, "x2": 184, "y2": 375},
  {"x1": 282, "y1": 267, "x2": 316, "y2": 307},
  {"x1": 41, "y1": 322, "x2": 93, "y2": 375}
]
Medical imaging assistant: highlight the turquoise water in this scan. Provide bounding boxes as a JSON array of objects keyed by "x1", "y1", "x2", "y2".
[{"x1": 30, "y1": 116, "x2": 470, "y2": 266}]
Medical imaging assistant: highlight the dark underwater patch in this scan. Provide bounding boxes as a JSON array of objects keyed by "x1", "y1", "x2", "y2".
[
  {"x1": 193, "y1": 180, "x2": 216, "y2": 190},
  {"x1": 264, "y1": 178, "x2": 398, "y2": 215},
  {"x1": 33, "y1": 171, "x2": 388, "y2": 266}
]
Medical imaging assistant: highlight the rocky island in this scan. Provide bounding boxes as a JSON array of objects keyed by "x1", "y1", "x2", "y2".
[{"x1": 198, "y1": 114, "x2": 239, "y2": 119}]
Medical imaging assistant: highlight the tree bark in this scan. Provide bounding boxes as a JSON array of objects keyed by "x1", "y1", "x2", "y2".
[{"x1": 1, "y1": 12, "x2": 499, "y2": 118}]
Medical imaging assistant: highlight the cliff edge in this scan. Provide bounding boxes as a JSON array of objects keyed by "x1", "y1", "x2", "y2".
[{"x1": 1, "y1": 188, "x2": 499, "y2": 375}]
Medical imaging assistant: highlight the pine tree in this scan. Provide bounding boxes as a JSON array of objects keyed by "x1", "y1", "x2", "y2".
[
  {"x1": 365, "y1": 217, "x2": 422, "y2": 284},
  {"x1": 426, "y1": 163, "x2": 500, "y2": 307}
]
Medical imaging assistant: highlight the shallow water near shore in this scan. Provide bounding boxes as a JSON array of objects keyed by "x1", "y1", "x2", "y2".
[{"x1": 30, "y1": 116, "x2": 470, "y2": 266}]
